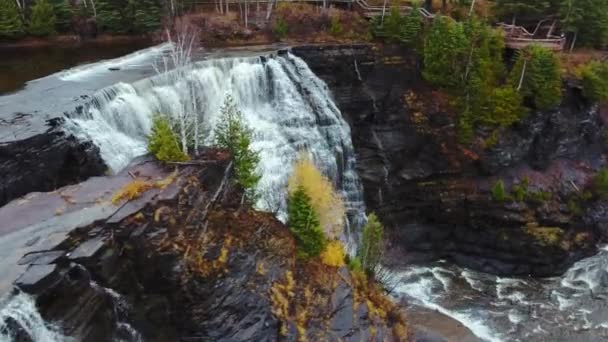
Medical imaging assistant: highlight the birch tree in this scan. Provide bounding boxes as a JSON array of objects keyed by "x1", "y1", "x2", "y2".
[{"x1": 153, "y1": 23, "x2": 203, "y2": 154}]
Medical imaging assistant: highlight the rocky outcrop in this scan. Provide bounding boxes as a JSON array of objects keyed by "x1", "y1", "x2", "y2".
[
  {"x1": 2, "y1": 151, "x2": 408, "y2": 341},
  {"x1": 0, "y1": 117, "x2": 106, "y2": 207},
  {"x1": 295, "y1": 44, "x2": 606, "y2": 276}
]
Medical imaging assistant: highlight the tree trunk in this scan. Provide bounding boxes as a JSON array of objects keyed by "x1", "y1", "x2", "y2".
[
  {"x1": 569, "y1": 31, "x2": 578, "y2": 53},
  {"x1": 381, "y1": 0, "x2": 388, "y2": 25},
  {"x1": 517, "y1": 59, "x2": 527, "y2": 91},
  {"x1": 468, "y1": 0, "x2": 476, "y2": 16}
]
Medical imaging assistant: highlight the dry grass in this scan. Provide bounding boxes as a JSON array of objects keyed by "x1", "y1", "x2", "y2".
[
  {"x1": 112, "y1": 171, "x2": 177, "y2": 205},
  {"x1": 524, "y1": 222, "x2": 564, "y2": 247}
]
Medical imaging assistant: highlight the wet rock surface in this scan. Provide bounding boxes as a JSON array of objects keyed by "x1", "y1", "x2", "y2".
[
  {"x1": 296, "y1": 44, "x2": 606, "y2": 277},
  {"x1": 2, "y1": 151, "x2": 408, "y2": 341},
  {"x1": 0, "y1": 117, "x2": 106, "y2": 207}
]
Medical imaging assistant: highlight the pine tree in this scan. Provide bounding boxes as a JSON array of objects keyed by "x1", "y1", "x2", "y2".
[
  {"x1": 50, "y1": 0, "x2": 73, "y2": 32},
  {"x1": 0, "y1": 0, "x2": 25, "y2": 39},
  {"x1": 578, "y1": 60, "x2": 608, "y2": 103},
  {"x1": 29, "y1": 0, "x2": 56, "y2": 37},
  {"x1": 560, "y1": 0, "x2": 608, "y2": 49},
  {"x1": 509, "y1": 45, "x2": 562, "y2": 110},
  {"x1": 402, "y1": 1, "x2": 423, "y2": 48},
  {"x1": 288, "y1": 186, "x2": 327, "y2": 259},
  {"x1": 423, "y1": 16, "x2": 470, "y2": 89},
  {"x1": 133, "y1": 0, "x2": 163, "y2": 33},
  {"x1": 97, "y1": 0, "x2": 131, "y2": 33},
  {"x1": 357, "y1": 213, "x2": 384, "y2": 274},
  {"x1": 148, "y1": 115, "x2": 189, "y2": 162},
  {"x1": 492, "y1": 0, "x2": 550, "y2": 24},
  {"x1": 215, "y1": 95, "x2": 260, "y2": 202}
]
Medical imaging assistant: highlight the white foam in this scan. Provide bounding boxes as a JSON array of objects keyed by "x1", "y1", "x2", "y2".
[
  {"x1": 0, "y1": 293, "x2": 70, "y2": 342},
  {"x1": 58, "y1": 43, "x2": 172, "y2": 82}
]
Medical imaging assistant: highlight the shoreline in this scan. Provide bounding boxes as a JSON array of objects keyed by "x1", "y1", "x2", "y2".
[{"x1": 0, "y1": 34, "x2": 154, "y2": 50}]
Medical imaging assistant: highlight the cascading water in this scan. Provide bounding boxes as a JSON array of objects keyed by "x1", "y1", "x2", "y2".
[
  {"x1": 67, "y1": 52, "x2": 367, "y2": 246},
  {"x1": 0, "y1": 293, "x2": 69, "y2": 342},
  {"x1": 392, "y1": 245, "x2": 608, "y2": 341}
]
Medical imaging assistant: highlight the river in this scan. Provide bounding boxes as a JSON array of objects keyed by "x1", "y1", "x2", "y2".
[{"x1": 1, "y1": 44, "x2": 607, "y2": 342}]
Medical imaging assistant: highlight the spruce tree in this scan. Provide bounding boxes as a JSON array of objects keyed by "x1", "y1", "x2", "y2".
[
  {"x1": 215, "y1": 95, "x2": 260, "y2": 202},
  {"x1": 50, "y1": 0, "x2": 73, "y2": 32},
  {"x1": 402, "y1": 1, "x2": 423, "y2": 48},
  {"x1": 133, "y1": 0, "x2": 162, "y2": 33},
  {"x1": 147, "y1": 115, "x2": 189, "y2": 162},
  {"x1": 97, "y1": 0, "x2": 130, "y2": 33},
  {"x1": 29, "y1": 0, "x2": 56, "y2": 37},
  {"x1": 288, "y1": 186, "x2": 327, "y2": 259},
  {"x1": 509, "y1": 45, "x2": 562, "y2": 110},
  {"x1": 560, "y1": 0, "x2": 608, "y2": 49},
  {"x1": 492, "y1": 0, "x2": 550, "y2": 24},
  {"x1": 0, "y1": 0, "x2": 25, "y2": 39},
  {"x1": 357, "y1": 213, "x2": 384, "y2": 273}
]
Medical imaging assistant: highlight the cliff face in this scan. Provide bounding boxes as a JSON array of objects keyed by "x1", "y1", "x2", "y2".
[
  {"x1": 295, "y1": 44, "x2": 607, "y2": 276},
  {"x1": 0, "y1": 117, "x2": 106, "y2": 207},
  {"x1": 5, "y1": 152, "x2": 407, "y2": 341}
]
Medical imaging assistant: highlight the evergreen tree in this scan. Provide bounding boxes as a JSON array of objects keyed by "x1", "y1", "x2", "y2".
[
  {"x1": 492, "y1": 0, "x2": 550, "y2": 24},
  {"x1": 560, "y1": 0, "x2": 608, "y2": 49},
  {"x1": 97, "y1": 0, "x2": 132, "y2": 33},
  {"x1": 215, "y1": 95, "x2": 260, "y2": 202},
  {"x1": 402, "y1": 1, "x2": 423, "y2": 48},
  {"x1": 0, "y1": 0, "x2": 25, "y2": 39},
  {"x1": 423, "y1": 16, "x2": 469, "y2": 89},
  {"x1": 50, "y1": 0, "x2": 73, "y2": 31},
  {"x1": 357, "y1": 213, "x2": 384, "y2": 274},
  {"x1": 29, "y1": 0, "x2": 56, "y2": 37},
  {"x1": 288, "y1": 186, "x2": 327, "y2": 259},
  {"x1": 133, "y1": 0, "x2": 163, "y2": 33},
  {"x1": 578, "y1": 60, "x2": 608, "y2": 103},
  {"x1": 148, "y1": 115, "x2": 189, "y2": 162},
  {"x1": 509, "y1": 45, "x2": 562, "y2": 110}
]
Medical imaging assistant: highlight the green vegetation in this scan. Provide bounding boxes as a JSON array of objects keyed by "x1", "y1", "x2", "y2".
[
  {"x1": 147, "y1": 115, "x2": 189, "y2": 163},
  {"x1": 578, "y1": 61, "x2": 608, "y2": 104},
  {"x1": 274, "y1": 17, "x2": 289, "y2": 39},
  {"x1": 133, "y1": 0, "x2": 163, "y2": 33},
  {"x1": 559, "y1": 0, "x2": 608, "y2": 49},
  {"x1": 423, "y1": 16, "x2": 528, "y2": 142},
  {"x1": 51, "y1": 0, "x2": 73, "y2": 31},
  {"x1": 511, "y1": 177, "x2": 528, "y2": 201},
  {"x1": 357, "y1": 213, "x2": 384, "y2": 274},
  {"x1": 0, "y1": 0, "x2": 25, "y2": 39},
  {"x1": 491, "y1": 179, "x2": 508, "y2": 201},
  {"x1": 28, "y1": 0, "x2": 56, "y2": 37},
  {"x1": 593, "y1": 168, "x2": 608, "y2": 199},
  {"x1": 215, "y1": 95, "x2": 260, "y2": 202},
  {"x1": 329, "y1": 16, "x2": 343, "y2": 37},
  {"x1": 509, "y1": 45, "x2": 562, "y2": 110},
  {"x1": 287, "y1": 185, "x2": 327, "y2": 259},
  {"x1": 371, "y1": 5, "x2": 422, "y2": 47}
]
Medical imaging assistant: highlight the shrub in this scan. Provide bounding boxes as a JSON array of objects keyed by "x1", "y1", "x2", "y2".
[
  {"x1": 215, "y1": 95, "x2": 260, "y2": 202},
  {"x1": 347, "y1": 256, "x2": 364, "y2": 276},
  {"x1": 329, "y1": 15, "x2": 343, "y2": 37},
  {"x1": 288, "y1": 154, "x2": 345, "y2": 239},
  {"x1": 148, "y1": 115, "x2": 189, "y2": 163},
  {"x1": 511, "y1": 177, "x2": 529, "y2": 202},
  {"x1": 287, "y1": 185, "x2": 327, "y2": 259},
  {"x1": 578, "y1": 60, "x2": 608, "y2": 104},
  {"x1": 491, "y1": 179, "x2": 508, "y2": 201},
  {"x1": 274, "y1": 16, "x2": 288, "y2": 39},
  {"x1": 28, "y1": 0, "x2": 56, "y2": 37},
  {"x1": 357, "y1": 213, "x2": 384, "y2": 274},
  {"x1": 593, "y1": 168, "x2": 608, "y2": 199},
  {"x1": 321, "y1": 240, "x2": 346, "y2": 267},
  {"x1": 0, "y1": 0, "x2": 25, "y2": 38}
]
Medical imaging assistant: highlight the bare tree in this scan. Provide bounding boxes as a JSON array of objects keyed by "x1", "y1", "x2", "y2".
[{"x1": 154, "y1": 22, "x2": 204, "y2": 154}]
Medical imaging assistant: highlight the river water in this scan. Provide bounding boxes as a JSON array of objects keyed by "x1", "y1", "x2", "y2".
[{"x1": 1, "y1": 44, "x2": 607, "y2": 342}]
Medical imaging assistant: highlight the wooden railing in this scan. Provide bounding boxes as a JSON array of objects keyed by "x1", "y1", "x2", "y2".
[{"x1": 497, "y1": 22, "x2": 566, "y2": 52}]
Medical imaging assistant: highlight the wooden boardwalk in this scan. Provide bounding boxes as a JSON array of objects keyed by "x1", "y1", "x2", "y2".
[{"x1": 191, "y1": 0, "x2": 565, "y2": 51}]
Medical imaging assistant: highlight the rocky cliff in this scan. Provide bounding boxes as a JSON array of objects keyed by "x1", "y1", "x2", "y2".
[
  {"x1": 2, "y1": 151, "x2": 408, "y2": 341},
  {"x1": 294, "y1": 44, "x2": 607, "y2": 276}
]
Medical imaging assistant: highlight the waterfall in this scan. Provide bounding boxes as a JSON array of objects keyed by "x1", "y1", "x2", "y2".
[
  {"x1": 67, "y1": 52, "x2": 367, "y2": 246},
  {"x1": 0, "y1": 293, "x2": 69, "y2": 342}
]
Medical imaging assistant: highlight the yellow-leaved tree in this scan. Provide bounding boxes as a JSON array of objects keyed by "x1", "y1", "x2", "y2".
[{"x1": 287, "y1": 153, "x2": 346, "y2": 239}]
